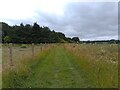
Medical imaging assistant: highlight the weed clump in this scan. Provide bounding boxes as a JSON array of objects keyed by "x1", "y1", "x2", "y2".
[{"x1": 21, "y1": 44, "x2": 27, "y2": 48}]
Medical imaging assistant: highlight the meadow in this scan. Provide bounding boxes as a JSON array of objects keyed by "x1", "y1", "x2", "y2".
[
  {"x1": 64, "y1": 44, "x2": 118, "y2": 87},
  {"x1": 0, "y1": 44, "x2": 2, "y2": 89},
  {"x1": 2, "y1": 43, "x2": 118, "y2": 88},
  {"x1": 2, "y1": 44, "x2": 49, "y2": 65}
]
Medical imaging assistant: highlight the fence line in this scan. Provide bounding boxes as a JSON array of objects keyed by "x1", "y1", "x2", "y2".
[
  {"x1": 7, "y1": 43, "x2": 51, "y2": 66},
  {"x1": 9, "y1": 43, "x2": 13, "y2": 66},
  {"x1": 32, "y1": 43, "x2": 34, "y2": 57}
]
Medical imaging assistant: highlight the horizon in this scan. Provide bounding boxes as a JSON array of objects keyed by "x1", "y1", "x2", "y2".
[{"x1": 1, "y1": 22, "x2": 118, "y2": 41}]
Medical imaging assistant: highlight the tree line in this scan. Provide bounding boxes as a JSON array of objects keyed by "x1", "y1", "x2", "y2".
[
  {"x1": 1, "y1": 22, "x2": 80, "y2": 43},
  {"x1": 1, "y1": 22, "x2": 118, "y2": 44},
  {"x1": 80, "y1": 39, "x2": 120, "y2": 44}
]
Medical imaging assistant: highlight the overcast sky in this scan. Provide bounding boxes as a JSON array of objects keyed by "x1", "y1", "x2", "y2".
[{"x1": 0, "y1": 0, "x2": 118, "y2": 41}]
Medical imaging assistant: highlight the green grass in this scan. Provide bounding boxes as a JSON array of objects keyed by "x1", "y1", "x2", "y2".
[
  {"x1": 3, "y1": 45, "x2": 91, "y2": 88},
  {"x1": 2, "y1": 44, "x2": 52, "y2": 88},
  {"x1": 0, "y1": 44, "x2": 2, "y2": 89},
  {"x1": 64, "y1": 44, "x2": 118, "y2": 88},
  {"x1": 2, "y1": 44, "x2": 118, "y2": 88},
  {"x1": 22, "y1": 45, "x2": 91, "y2": 88}
]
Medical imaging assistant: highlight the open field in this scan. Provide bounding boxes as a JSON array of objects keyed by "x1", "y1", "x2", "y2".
[
  {"x1": 0, "y1": 44, "x2": 2, "y2": 89},
  {"x1": 64, "y1": 44, "x2": 118, "y2": 87},
  {"x1": 2, "y1": 44, "x2": 50, "y2": 65},
  {"x1": 2, "y1": 43, "x2": 118, "y2": 88}
]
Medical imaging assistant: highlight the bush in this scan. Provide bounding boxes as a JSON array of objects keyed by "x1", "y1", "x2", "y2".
[{"x1": 21, "y1": 44, "x2": 27, "y2": 48}]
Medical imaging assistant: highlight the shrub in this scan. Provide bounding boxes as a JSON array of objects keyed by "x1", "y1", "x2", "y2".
[{"x1": 21, "y1": 44, "x2": 27, "y2": 48}]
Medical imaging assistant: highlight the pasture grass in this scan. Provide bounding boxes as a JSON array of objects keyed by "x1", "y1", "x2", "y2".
[
  {"x1": 2, "y1": 44, "x2": 48, "y2": 64},
  {"x1": 16, "y1": 45, "x2": 92, "y2": 88},
  {"x1": 2, "y1": 44, "x2": 52, "y2": 88},
  {"x1": 0, "y1": 44, "x2": 2, "y2": 89},
  {"x1": 2, "y1": 43, "x2": 118, "y2": 88},
  {"x1": 64, "y1": 43, "x2": 118, "y2": 88}
]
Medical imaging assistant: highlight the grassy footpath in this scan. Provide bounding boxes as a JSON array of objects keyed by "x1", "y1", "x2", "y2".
[
  {"x1": 3, "y1": 44, "x2": 92, "y2": 88},
  {"x1": 3, "y1": 44, "x2": 118, "y2": 88},
  {"x1": 23, "y1": 45, "x2": 91, "y2": 88}
]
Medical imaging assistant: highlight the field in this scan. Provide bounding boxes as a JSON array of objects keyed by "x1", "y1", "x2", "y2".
[
  {"x1": 2, "y1": 44, "x2": 49, "y2": 65},
  {"x1": 0, "y1": 44, "x2": 2, "y2": 89},
  {"x1": 2, "y1": 43, "x2": 118, "y2": 88}
]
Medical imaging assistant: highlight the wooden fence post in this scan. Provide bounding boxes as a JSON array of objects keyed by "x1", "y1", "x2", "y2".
[
  {"x1": 40, "y1": 43, "x2": 42, "y2": 51},
  {"x1": 32, "y1": 43, "x2": 34, "y2": 57},
  {"x1": 41, "y1": 46, "x2": 42, "y2": 51},
  {"x1": 9, "y1": 43, "x2": 13, "y2": 66}
]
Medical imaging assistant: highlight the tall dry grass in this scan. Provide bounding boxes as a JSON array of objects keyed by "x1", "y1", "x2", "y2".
[
  {"x1": 64, "y1": 43, "x2": 118, "y2": 88},
  {"x1": 2, "y1": 44, "x2": 53, "y2": 88},
  {"x1": 2, "y1": 44, "x2": 51, "y2": 64}
]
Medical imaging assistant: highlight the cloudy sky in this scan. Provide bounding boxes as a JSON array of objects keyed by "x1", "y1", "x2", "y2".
[{"x1": 0, "y1": 0, "x2": 118, "y2": 41}]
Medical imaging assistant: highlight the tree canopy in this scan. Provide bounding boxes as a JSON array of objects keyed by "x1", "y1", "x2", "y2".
[
  {"x1": 72, "y1": 37, "x2": 80, "y2": 43},
  {"x1": 1, "y1": 22, "x2": 78, "y2": 43}
]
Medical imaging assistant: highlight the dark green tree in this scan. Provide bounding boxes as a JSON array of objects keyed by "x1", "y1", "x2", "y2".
[
  {"x1": 1, "y1": 22, "x2": 76, "y2": 43},
  {"x1": 72, "y1": 37, "x2": 80, "y2": 43}
]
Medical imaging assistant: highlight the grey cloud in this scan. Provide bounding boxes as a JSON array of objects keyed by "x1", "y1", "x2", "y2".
[
  {"x1": 3, "y1": 2, "x2": 118, "y2": 41},
  {"x1": 60, "y1": 2, "x2": 118, "y2": 40},
  {"x1": 35, "y1": 2, "x2": 118, "y2": 40}
]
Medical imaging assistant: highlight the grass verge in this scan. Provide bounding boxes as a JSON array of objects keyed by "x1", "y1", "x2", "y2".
[
  {"x1": 2, "y1": 45, "x2": 52, "y2": 88},
  {"x1": 64, "y1": 44, "x2": 118, "y2": 88}
]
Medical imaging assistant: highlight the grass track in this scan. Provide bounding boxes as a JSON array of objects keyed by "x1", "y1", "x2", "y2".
[
  {"x1": 3, "y1": 44, "x2": 118, "y2": 88},
  {"x1": 22, "y1": 45, "x2": 91, "y2": 88}
]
